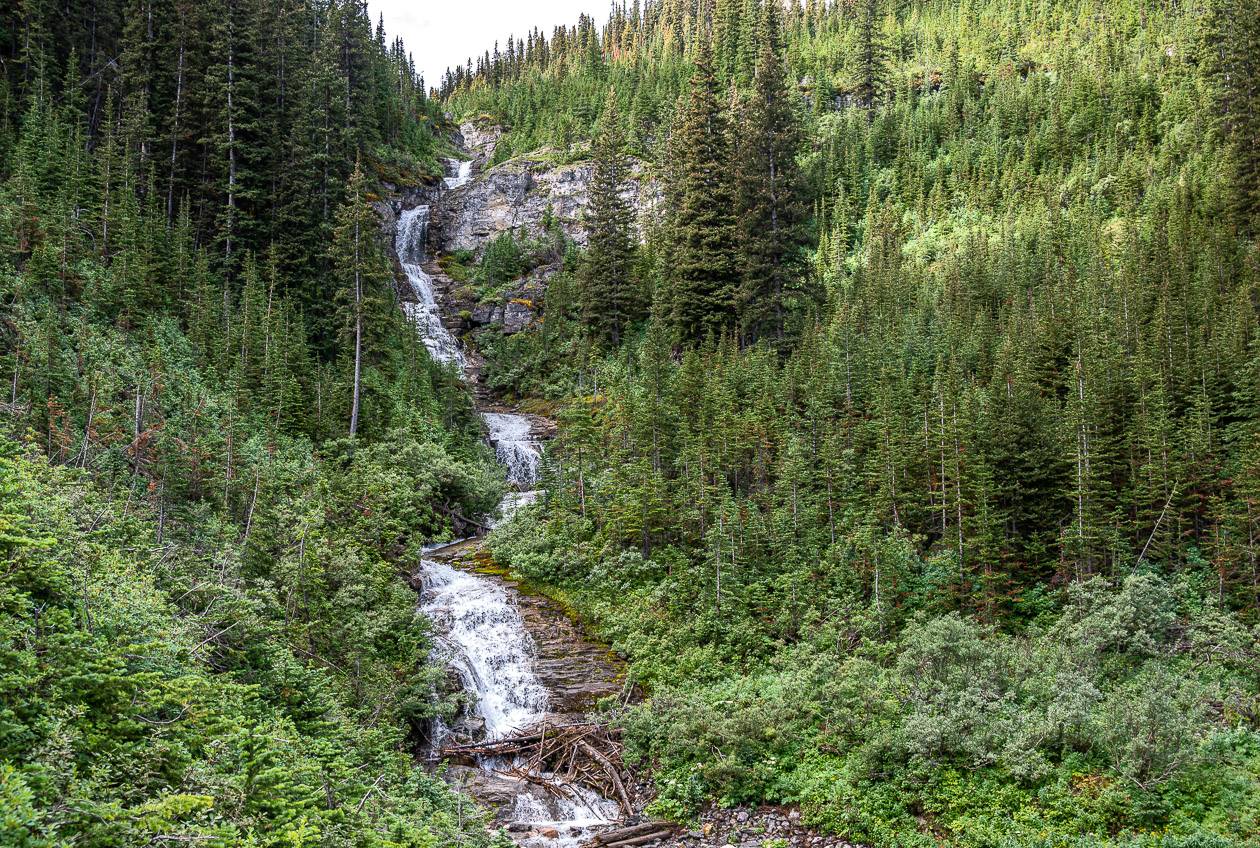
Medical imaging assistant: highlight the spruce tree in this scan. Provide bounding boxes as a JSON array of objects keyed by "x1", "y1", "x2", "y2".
[
  {"x1": 1208, "y1": 0, "x2": 1260, "y2": 236},
  {"x1": 330, "y1": 157, "x2": 389, "y2": 437},
  {"x1": 668, "y1": 37, "x2": 739, "y2": 343},
  {"x1": 855, "y1": 0, "x2": 889, "y2": 115},
  {"x1": 581, "y1": 92, "x2": 641, "y2": 346},
  {"x1": 735, "y1": 1, "x2": 810, "y2": 344}
]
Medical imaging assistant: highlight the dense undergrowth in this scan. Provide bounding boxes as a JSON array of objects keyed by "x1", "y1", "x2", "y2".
[
  {"x1": 0, "y1": 0, "x2": 511, "y2": 844},
  {"x1": 464, "y1": 0, "x2": 1260, "y2": 845},
  {"x1": 493, "y1": 514, "x2": 1259, "y2": 847}
]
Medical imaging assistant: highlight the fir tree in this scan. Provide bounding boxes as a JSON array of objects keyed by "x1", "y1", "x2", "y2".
[
  {"x1": 1208, "y1": 0, "x2": 1260, "y2": 236},
  {"x1": 854, "y1": 0, "x2": 889, "y2": 115},
  {"x1": 330, "y1": 157, "x2": 389, "y2": 437},
  {"x1": 581, "y1": 92, "x2": 641, "y2": 346},
  {"x1": 735, "y1": 0, "x2": 811, "y2": 344},
  {"x1": 668, "y1": 37, "x2": 739, "y2": 343}
]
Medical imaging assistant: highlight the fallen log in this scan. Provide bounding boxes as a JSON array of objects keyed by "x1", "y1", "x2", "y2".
[
  {"x1": 590, "y1": 822, "x2": 678, "y2": 844},
  {"x1": 601, "y1": 832, "x2": 674, "y2": 848},
  {"x1": 578, "y1": 740, "x2": 632, "y2": 815}
]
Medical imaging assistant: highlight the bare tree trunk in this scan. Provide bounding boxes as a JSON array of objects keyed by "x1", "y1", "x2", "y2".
[
  {"x1": 167, "y1": 40, "x2": 185, "y2": 223},
  {"x1": 77, "y1": 385, "x2": 97, "y2": 467},
  {"x1": 225, "y1": 11, "x2": 237, "y2": 270},
  {"x1": 349, "y1": 211, "x2": 363, "y2": 437},
  {"x1": 132, "y1": 384, "x2": 144, "y2": 471}
]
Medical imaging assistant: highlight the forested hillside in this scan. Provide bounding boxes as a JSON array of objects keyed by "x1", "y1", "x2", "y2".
[
  {"x1": 4, "y1": 0, "x2": 1260, "y2": 846},
  {"x1": 439, "y1": 0, "x2": 1260, "y2": 845},
  {"x1": 0, "y1": 1, "x2": 507, "y2": 845}
]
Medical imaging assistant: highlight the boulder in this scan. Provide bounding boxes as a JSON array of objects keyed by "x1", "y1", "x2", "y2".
[{"x1": 502, "y1": 300, "x2": 535, "y2": 334}]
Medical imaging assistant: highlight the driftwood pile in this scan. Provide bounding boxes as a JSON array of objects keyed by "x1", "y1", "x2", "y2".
[{"x1": 441, "y1": 722, "x2": 635, "y2": 817}]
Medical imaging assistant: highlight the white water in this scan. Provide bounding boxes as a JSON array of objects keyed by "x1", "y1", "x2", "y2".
[
  {"x1": 511, "y1": 789, "x2": 620, "y2": 848},
  {"x1": 483, "y1": 412, "x2": 543, "y2": 489},
  {"x1": 396, "y1": 206, "x2": 465, "y2": 367},
  {"x1": 401, "y1": 159, "x2": 617, "y2": 843},
  {"x1": 444, "y1": 157, "x2": 474, "y2": 189},
  {"x1": 419, "y1": 560, "x2": 550, "y2": 740},
  {"x1": 491, "y1": 490, "x2": 540, "y2": 528},
  {"x1": 418, "y1": 558, "x2": 619, "y2": 842}
]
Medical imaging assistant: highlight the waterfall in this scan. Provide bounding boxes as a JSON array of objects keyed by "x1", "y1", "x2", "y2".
[
  {"x1": 483, "y1": 412, "x2": 543, "y2": 489},
  {"x1": 419, "y1": 560, "x2": 550, "y2": 741},
  {"x1": 444, "y1": 157, "x2": 474, "y2": 189},
  {"x1": 396, "y1": 206, "x2": 466, "y2": 368},
  {"x1": 418, "y1": 557, "x2": 620, "y2": 842},
  {"x1": 396, "y1": 155, "x2": 618, "y2": 839}
]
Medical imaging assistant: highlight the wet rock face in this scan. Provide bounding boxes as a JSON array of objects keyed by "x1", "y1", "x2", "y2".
[{"x1": 430, "y1": 149, "x2": 653, "y2": 257}]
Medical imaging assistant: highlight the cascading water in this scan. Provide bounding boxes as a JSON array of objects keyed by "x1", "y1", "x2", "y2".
[
  {"x1": 396, "y1": 205, "x2": 465, "y2": 367},
  {"x1": 444, "y1": 157, "x2": 474, "y2": 189},
  {"x1": 418, "y1": 558, "x2": 620, "y2": 844},
  {"x1": 419, "y1": 560, "x2": 550, "y2": 741},
  {"x1": 400, "y1": 158, "x2": 620, "y2": 843},
  {"x1": 483, "y1": 412, "x2": 543, "y2": 489}
]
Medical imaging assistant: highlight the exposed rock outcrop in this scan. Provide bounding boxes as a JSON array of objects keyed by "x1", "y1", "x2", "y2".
[
  {"x1": 430, "y1": 149, "x2": 654, "y2": 257},
  {"x1": 457, "y1": 119, "x2": 504, "y2": 166},
  {"x1": 468, "y1": 263, "x2": 554, "y2": 335}
]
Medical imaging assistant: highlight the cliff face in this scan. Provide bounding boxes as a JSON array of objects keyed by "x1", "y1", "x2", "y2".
[
  {"x1": 430, "y1": 144, "x2": 652, "y2": 257},
  {"x1": 413, "y1": 123, "x2": 655, "y2": 342}
]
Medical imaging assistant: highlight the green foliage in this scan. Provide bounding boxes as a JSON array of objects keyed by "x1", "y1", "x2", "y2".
[
  {"x1": 580, "y1": 94, "x2": 644, "y2": 346},
  {"x1": 0, "y1": 437, "x2": 501, "y2": 846},
  {"x1": 665, "y1": 40, "x2": 740, "y2": 342},
  {"x1": 0, "y1": 2, "x2": 504, "y2": 843},
  {"x1": 0, "y1": 0, "x2": 451, "y2": 353},
  {"x1": 473, "y1": 1, "x2": 1260, "y2": 845}
]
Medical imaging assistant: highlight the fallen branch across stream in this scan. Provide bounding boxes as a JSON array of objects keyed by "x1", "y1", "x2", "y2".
[{"x1": 440, "y1": 722, "x2": 637, "y2": 817}]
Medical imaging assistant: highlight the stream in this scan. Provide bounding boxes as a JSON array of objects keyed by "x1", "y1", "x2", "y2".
[{"x1": 399, "y1": 156, "x2": 623, "y2": 845}]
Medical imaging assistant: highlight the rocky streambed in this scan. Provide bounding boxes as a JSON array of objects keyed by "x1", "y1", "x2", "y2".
[{"x1": 416, "y1": 540, "x2": 628, "y2": 847}]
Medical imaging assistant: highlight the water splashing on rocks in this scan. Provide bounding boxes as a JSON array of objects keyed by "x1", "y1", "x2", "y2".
[
  {"x1": 396, "y1": 205, "x2": 465, "y2": 367},
  {"x1": 399, "y1": 158, "x2": 620, "y2": 845},
  {"x1": 444, "y1": 157, "x2": 474, "y2": 189},
  {"x1": 419, "y1": 560, "x2": 549, "y2": 741},
  {"x1": 483, "y1": 412, "x2": 543, "y2": 490}
]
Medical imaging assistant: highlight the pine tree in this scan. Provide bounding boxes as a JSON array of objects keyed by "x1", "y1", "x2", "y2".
[
  {"x1": 735, "y1": 1, "x2": 811, "y2": 344},
  {"x1": 1207, "y1": 0, "x2": 1260, "y2": 236},
  {"x1": 668, "y1": 37, "x2": 739, "y2": 343},
  {"x1": 580, "y1": 92, "x2": 641, "y2": 346}
]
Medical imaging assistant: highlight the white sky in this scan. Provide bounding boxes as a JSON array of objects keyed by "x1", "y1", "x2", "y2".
[{"x1": 368, "y1": 0, "x2": 602, "y2": 92}]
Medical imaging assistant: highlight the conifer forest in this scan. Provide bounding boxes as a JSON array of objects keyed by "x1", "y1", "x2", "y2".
[{"x1": 2, "y1": 1, "x2": 1259, "y2": 847}]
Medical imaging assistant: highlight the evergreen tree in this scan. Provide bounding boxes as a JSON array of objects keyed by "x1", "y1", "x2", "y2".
[
  {"x1": 667, "y1": 37, "x2": 739, "y2": 342},
  {"x1": 735, "y1": 0, "x2": 811, "y2": 344},
  {"x1": 1208, "y1": 0, "x2": 1260, "y2": 236},
  {"x1": 854, "y1": 0, "x2": 889, "y2": 115},
  {"x1": 581, "y1": 92, "x2": 641, "y2": 346},
  {"x1": 330, "y1": 157, "x2": 389, "y2": 437}
]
